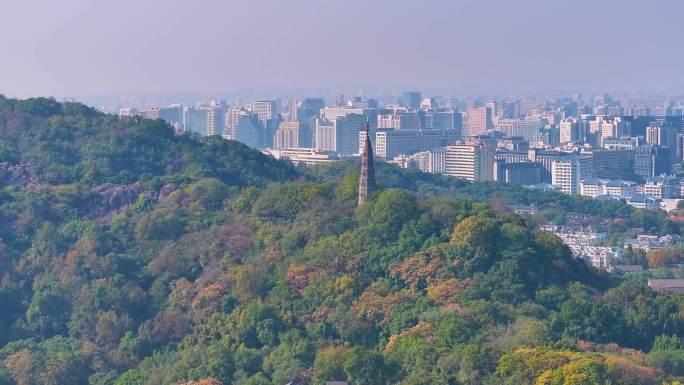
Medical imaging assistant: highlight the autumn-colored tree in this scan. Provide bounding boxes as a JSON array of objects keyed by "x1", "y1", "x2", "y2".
[{"x1": 648, "y1": 248, "x2": 676, "y2": 268}]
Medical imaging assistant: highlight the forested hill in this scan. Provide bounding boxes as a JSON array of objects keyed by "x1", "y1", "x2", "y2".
[
  {"x1": 0, "y1": 96, "x2": 298, "y2": 186},
  {"x1": 1, "y1": 97, "x2": 684, "y2": 385}
]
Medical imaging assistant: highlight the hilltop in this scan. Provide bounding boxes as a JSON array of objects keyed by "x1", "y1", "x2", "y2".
[{"x1": 0, "y1": 97, "x2": 684, "y2": 385}]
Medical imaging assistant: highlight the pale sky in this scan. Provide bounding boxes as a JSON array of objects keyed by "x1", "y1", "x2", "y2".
[{"x1": 1, "y1": 0, "x2": 683, "y2": 99}]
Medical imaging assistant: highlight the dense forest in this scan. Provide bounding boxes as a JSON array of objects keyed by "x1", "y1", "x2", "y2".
[{"x1": 2, "y1": 96, "x2": 684, "y2": 385}]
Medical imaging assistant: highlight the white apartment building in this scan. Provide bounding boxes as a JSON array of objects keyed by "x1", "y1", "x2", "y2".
[
  {"x1": 315, "y1": 119, "x2": 336, "y2": 151},
  {"x1": 444, "y1": 140, "x2": 496, "y2": 181},
  {"x1": 559, "y1": 119, "x2": 578, "y2": 144},
  {"x1": 580, "y1": 179, "x2": 636, "y2": 198},
  {"x1": 552, "y1": 156, "x2": 593, "y2": 195},
  {"x1": 644, "y1": 175, "x2": 680, "y2": 199}
]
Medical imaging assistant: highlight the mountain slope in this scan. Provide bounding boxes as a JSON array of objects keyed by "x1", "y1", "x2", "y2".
[{"x1": 0, "y1": 97, "x2": 683, "y2": 385}]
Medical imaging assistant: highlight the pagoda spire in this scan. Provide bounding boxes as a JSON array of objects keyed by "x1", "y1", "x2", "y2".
[{"x1": 358, "y1": 118, "x2": 375, "y2": 206}]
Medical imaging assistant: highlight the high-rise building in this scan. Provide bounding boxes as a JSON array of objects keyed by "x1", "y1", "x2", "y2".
[
  {"x1": 528, "y1": 149, "x2": 567, "y2": 183},
  {"x1": 646, "y1": 122, "x2": 677, "y2": 149},
  {"x1": 251, "y1": 100, "x2": 280, "y2": 147},
  {"x1": 233, "y1": 112, "x2": 264, "y2": 148},
  {"x1": 551, "y1": 156, "x2": 593, "y2": 195},
  {"x1": 495, "y1": 117, "x2": 543, "y2": 141},
  {"x1": 295, "y1": 98, "x2": 325, "y2": 148},
  {"x1": 296, "y1": 98, "x2": 324, "y2": 121},
  {"x1": 444, "y1": 139, "x2": 496, "y2": 181},
  {"x1": 251, "y1": 100, "x2": 278, "y2": 126},
  {"x1": 335, "y1": 114, "x2": 366, "y2": 155},
  {"x1": 373, "y1": 129, "x2": 460, "y2": 159},
  {"x1": 423, "y1": 110, "x2": 463, "y2": 135},
  {"x1": 401, "y1": 91, "x2": 422, "y2": 109},
  {"x1": 644, "y1": 175, "x2": 679, "y2": 199},
  {"x1": 634, "y1": 145, "x2": 671, "y2": 179},
  {"x1": 464, "y1": 107, "x2": 493, "y2": 137},
  {"x1": 589, "y1": 149, "x2": 634, "y2": 180},
  {"x1": 493, "y1": 161, "x2": 543, "y2": 186},
  {"x1": 314, "y1": 119, "x2": 336, "y2": 151},
  {"x1": 358, "y1": 122, "x2": 376, "y2": 206},
  {"x1": 158, "y1": 104, "x2": 183, "y2": 126},
  {"x1": 274, "y1": 121, "x2": 300, "y2": 149},
  {"x1": 377, "y1": 111, "x2": 421, "y2": 130},
  {"x1": 183, "y1": 107, "x2": 206, "y2": 135},
  {"x1": 677, "y1": 133, "x2": 684, "y2": 163},
  {"x1": 183, "y1": 102, "x2": 225, "y2": 136},
  {"x1": 559, "y1": 119, "x2": 578, "y2": 144}
]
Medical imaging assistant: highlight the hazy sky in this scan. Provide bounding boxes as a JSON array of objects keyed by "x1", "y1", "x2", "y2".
[{"x1": 1, "y1": 0, "x2": 684, "y2": 99}]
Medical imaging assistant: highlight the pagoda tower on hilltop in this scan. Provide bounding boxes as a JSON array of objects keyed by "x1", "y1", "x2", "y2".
[{"x1": 358, "y1": 119, "x2": 376, "y2": 206}]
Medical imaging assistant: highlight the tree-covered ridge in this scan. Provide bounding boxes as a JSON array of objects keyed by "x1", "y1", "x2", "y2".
[
  {"x1": 0, "y1": 96, "x2": 298, "y2": 186},
  {"x1": 1, "y1": 97, "x2": 684, "y2": 385}
]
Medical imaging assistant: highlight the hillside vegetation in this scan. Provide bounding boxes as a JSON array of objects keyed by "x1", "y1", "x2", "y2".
[{"x1": 1, "y1": 96, "x2": 684, "y2": 385}]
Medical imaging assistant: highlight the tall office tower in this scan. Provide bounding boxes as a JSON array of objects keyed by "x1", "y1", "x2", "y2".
[
  {"x1": 646, "y1": 122, "x2": 677, "y2": 148},
  {"x1": 234, "y1": 112, "x2": 264, "y2": 148},
  {"x1": 559, "y1": 119, "x2": 578, "y2": 144},
  {"x1": 597, "y1": 118, "x2": 628, "y2": 146},
  {"x1": 634, "y1": 145, "x2": 671, "y2": 179},
  {"x1": 444, "y1": 139, "x2": 496, "y2": 181},
  {"x1": 464, "y1": 107, "x2": 492, "y2": 137},
  {"x1": 358, "y1": 122, "x2": 376, "y2": 206},
  {"x1": 517, "y1": 117, "x2": 543, "y2": 142},
  {"x1": 590, "y1": 149, "x2": 634, "y2": 179},
  {"x1": 484, "y1": 101, "x2": 497, "y2": 117},
  {"x1": 402, "y1": 91, "x2": 422, "y2": 109},
  {"x1": 252, "y1": 100, "x2": 280, "y2": 146},
  {"x1": 158, "y1": 104, "x2": 183, "y2": 125},
  {"x1": 251, "y1": 100, "x2": 278, "y2": 126},
  {"x1": 314, "y1": 119, "x2": 336, "y2": 151},
  {"x1": 493, "y1": 160, "x2": 543, "y2": 186},
  {"x1": 182, "y1": 107, "x2": 207, "y2": 135},
  {"x1": 502, "y1": 101, "x2": 521, "y2": 119},
  {"x1": 535, "y1": 126, "x2": 560, "y2": 146},
  {"x1": 274, "y1": 121, "x2": 300, "y2": 149},
  {"x1": 225, "y1": 106, "x2": 245, "y2": 138},
  {"x1": 294, "y1": 98, "x2": 324, "y2": 148},
  {"x1": 183, "y1": 103, "x2": 225, "y2": 137},
  {"x1": 297, "y1": 98, "x2": 325, "y2": 121},
  {"x1": 551, "y1": 156, "x2": 593, "y2": 195},
  {"x1": 204, "y1": 103, "x2": 226, "y2": 137},
  {"x1": 334, "y1": 114, "x2": 366, "y2": 155},
  {"x1": 677, "y1": 134, "x2": 684, "y2": 162}
]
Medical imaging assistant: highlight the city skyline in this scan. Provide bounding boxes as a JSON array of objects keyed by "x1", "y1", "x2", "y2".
[{"x1": 2, "y1": 0, "x2": 684, "y2": 100}]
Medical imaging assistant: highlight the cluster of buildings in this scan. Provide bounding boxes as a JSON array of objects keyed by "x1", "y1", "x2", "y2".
[
  {"x1": 540, "y1": 224, "x2": 621, "y2": 269},
  {"x1": 539, "y1": 223, "x2": 682, "y2": 272},
  {"x1": 119, "y1": 93, "x2": 684, "y2": 205}
]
